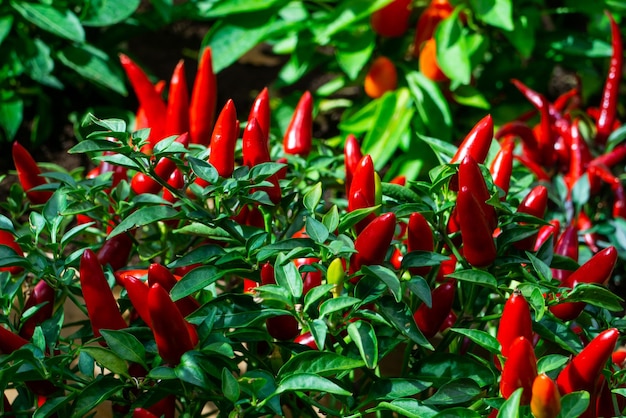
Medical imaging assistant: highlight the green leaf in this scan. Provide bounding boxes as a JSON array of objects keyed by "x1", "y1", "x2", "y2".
[
  {"x1": 305, "y1": 217, "x2": 328, "y2": 244},
  {"x1": 381, "y1": 182, "x2": 422, "y2": 203},
  {"x1": 275, "y1": 253, "x2": 303, "y2": 300},
  {"x1": 279, "y1": 351, "x2": 364, "y2": 377},
  {"x1": 560, "y1": 391, "x2": 590, "y2": 417},
  {"x1": 368, "y1": 399, "x2": 438, "y2": 418},
  {"x1": 80, "y1": 347, "x2": 129, "y2": 378},
  {"x1": 222, "y1": 368, "x2": 240, "y2": 403},
  {"x1": 23, "y1": 39, "x2": 62, "y2": 89},
  {"x1": 347, "y1": 320, "x2": 378, "y2": 369},
  {"x1": 402, "y1": 251, "x2": 451, "y2": 269},
  {"x1": 312, "y1": 0, "x2": 390, "y2": 43},
  {"x1": 322, "y1": 205, "x2": 339, "y2": 234},
  {"x1": 319, "y1": 296, "x2": 361, "y2": 317},
  {"x1": 196, "y1": 0, "x2": 287, "y2": 17},
  {"x1": 58, "y1": 45, "x2": 127, "y2": 95},
  {"x1": 176, "y1": 351, "x2": 212, "y2": 389},
  {"x1": 502, "y1": 7, "x2": 538, "y2": 58},
  {"x1": 100, "y1": 330, "x2": 147, "y2": 369},
  {"x1": 537, "y1": 354, "x2": 568, "y2": 374},
  {"x1": 0, "y1": 96, "x2": 23, "y2": 140},
  {"x1": 303, "y1": 182, "x2": 322, "y2": 214},
  {"x1": 471, "y1": 0, "x2": 513, "y2": 31},
  {"x1": 303, "y1": 284, "x2": 334, "y2": 313},
  {"x1": 549, "y1": 33, "x2": 612, "y2": 58},
  {"x1": 367, "y1": 378, "x2": 432, "y2": 401},
  {"x1": 188, "y1": 156, "x2": 219, "y2": 184},
  {"x1": 335, "y1": 29, "x2": 375, "y2": 80},
  {"x1": 81, "y1": 0, "x2": 141, "y2": 26},
  {"x1": 413, "y1": 353, "x2": 495, "y2": 388},
  {"x1": 407, "y1": 277, "x2": 432, "y2": 307},
  {"x1": 203, "y1": 9, "x2": 276, "y2": 73},
  {"x1": 527, "y1": 252, "x2": 552, "y2": 283},
  {"x1": 171, "y1": 265, "x2": 223, "y2": 302},
  {"x1": 362, "y1": 265, "x2": 401, "y2": 303},
  {"x1": 424, "y1": 378, "x2": 482, "y2": 406},
  {"x1": 451, "y1": 85, "x2": 490, "y2": 109},
  {"x1": 0, "y1": 16, "x2": 13, "y2": 47},
  {"x1": 563, "y1": 283, "x2": 624, "y2": 312},
  {"x1": 497, "y1": 387, "x2": 522, "y2": 418},
  {"x1": 72, "y1": 375, "x2": 123, "y2": 417},
  {"x1": 450, "y1": 328, "x2": 500, "y2": 354},
  {"x1": 435, "y1": 11, "x2": 471, "y2": 84},
  {"x1": 406, "y1": 71, "x2": 452, "y2": 141},
  {"x1": 434, "y1": 408, "x2": 481, "y2": 418},
  {"x1": 379, "y1": 296, "x2": 433, "y2": 349},
  {"x1": 447, "y1": 269, "x2": 497, "y2": 291},
  {"x1": 361, "y1": 89, "x2": 414, "y2": 171},
  {"x1": 33, "y1": 396, "x2": 68, "y2": 418},
  {"x1": 275, "y1": 373, "x2": 351, "y2": 396},
  {"x1": 109, "y1": 206, "x2": 178, "y2": 237},
  {"x1": 12, "y1": 2, "x2": 85, "y2": 42}
]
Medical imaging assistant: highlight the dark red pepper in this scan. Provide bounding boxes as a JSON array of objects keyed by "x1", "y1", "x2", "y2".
[
  {"x1": 148, "y1": 263, "x2": 200, "y2": 318},
  {"x1": 500, "y1": 336, "x2": 538, "y2": 404},
  {"x1": 162, "y1": 168, "x2": 185, "y2": 204},
  {"x1": 576, "y1": 211, "x2": 600, "y2": 253},
  {"x1": 96, "y1": 233, "x2": 134, "y2": 272},
  {"x1": 135, "y1": 80, "x2": 166, "y2": 134},
  {"x1": 458, "y1": 155, "x2": 498, "y2": 231},
  {"x1": 294, "y1": 257, "x2": 322, "y2": 295},
  {"x1": 12, "y1": 141, "x2": 53, "y2": 205},
  {"x1": 497, "y1": 290, "x2": 533, "y2": 359},
  {"x1": 133, "y1": 408, "x2": 158, "y2": 418},
  {"x1": 406, "y1": 212, "x2": 434, "y2": 277},
  {"x1": 294, "y1": 331, "x2": 319, "y2": 350},
  {"x1": 20, "y1": 280, "x2": 55, "y2": 340},
  {"x1": 370, "y1": 0, "x2": 412, "y2": 38},
  {"x1": 0, "y1": 229, "x2": 24, "y2": 275},
  {"x1": 121, "y1": 275, "x2": 151, "y2": 327},
  {"x1": 148, "y1": 283, "x2": 195, "y2": 365},
  {"x1": 283, "y1": 91, "x2": 313, "y2": 156},
  {"x1": 80, "y1": 249, "x2": 127, "y2": 340},
  {"x1": 450, "y1": 114, "x2": 494, "y2": 165},
  {"x1": 490, "y1": 137, "x2": 514, "y2": 198},
  {"x1": 413, "y1": 279, "x2": 456, "y2": 339},
  {"x1": 208, "y1": 99, "x2": 239, "y2": 178},
  {"x1": 242, "y1": 117, "x2": 281, "y2": 204},
  {"x1": 189, "y1": 47, "x2": 217, "y2": 146},
  {"x1": 348, "y1": 155, "x2": 377, "y2": 234},
  {"x1": 248, "y1": 87, "x2": 271, "y2": 145},
  {"x1": 164, "y1": 60, "x2": 190, "y2": 137},
  {"x1": 551, "y1": 226, "x2": 579, "y2": 282},
  {"x1": 262, "y1": 262, "x2": 300, "y2": 341},
  {"x1": 456, "y1": 185, "x2": 497, "y2": 267},
  {"x1": 596, "y1": 12, "x2": 623, "y2": 145},
  {"x1": 514, "y1": 185, "x2": 549, "y2": 251},
  {"x1": 349, "y1": 212, "x2": 397, "y2": 279}
]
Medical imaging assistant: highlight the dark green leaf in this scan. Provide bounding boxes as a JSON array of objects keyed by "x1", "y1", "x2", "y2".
[
  {"x1": 402, "y1": 251, "x2": 451, "y2": 269},
  {"x1": 222, "y1": 368, "x2": 240, "y2": 403},
  {"x1": 196, "y1": 0, "x2": 287, "y2": 17},
  {"x1": 176, "y1": 351, "x2": 211, "y2": 389},
  {"x1": 33, "y1": 396, "x2": 68, "y2": 418},
  {"x1": 305, "y1": 217, "x2": 329, "y2": 244},
  {"x1": 0, "y1": 97, "x2": 23, "y2": 140},
  {"x1": 171, "y1": 265, "x2": 223, "y2": 302},
  {"x1": 435, "y1": 12, "x2": 471, "y2": 84},
  {"x1": 424, "y1": 378, "x2": 481, "y2": 406},
  {"x1": 80, "y1": 347, "x2": 129, "y2": 378},
  {"x1": 379, "y1": 296, "x2": 433, "y2": 349},
  {"x1": 322, "y1": 205, "x2": 340, "y2": 233},
  {"x1": 406, "y1": 71, "x2": 452, "y2": 141},
  {"x1": 347, "y1": 320, "x2": 378, "y2": 369},
  {"x1": 303, "y1": 182, "x2": 322, "y2": 214},
  {"x1": 550, "y1": 33, "x2": 612, "y2": 57},
  {"x1": 537, "y1": 354, "x2": 568, "y2": 374},
  {"x1": 362, "y1": 265, "x2": 401, "y2": 302},
  {"x1": 470, "y1": 0, "x2": 513, "y2": 31},
  {"x1": 275, "y1": 253, "x2": 303, "y2": 300},
  {"x1": 275, "y1": 373, "x2": 350, "y2": 396},
  {"x1": 563, "y1": 284, "x2": 624, "y2": 312},
  {"x1": 560, "y1": 391, "x2": 590, "y2": 417},
  {"x1": 367, "y1": 378, "x2": 432, "y2": 401},
  {"x1": 100, "y1": 330, "x2": 147, "y2": 369},
  {"x1": 447, "y1": 269, "x2": 497, "y2": 291},
  {"x1": 319, "y1": 296, "x2": 361, "y2": 317},
  {"x1": 72, "y1": 375, "x2": 123, "y2": 417},
  {"x1": 188, "y1": 156, "x2": 219, "y2": 184},
  {"x1": 450, "y1": 328, "x2": 500, "y2": 354},
  {"x1": 303, "y1": 284, "x2": 334, "y2": 313},
  {"x1": 434, "y1": 408, "x2": 481, "y2": 418},
  {"x1": 81, "y1": 0, "x2": 141, "y2": 26},
  {"x1": 413, "y1": 353, "x2": 495, "y2": 387},
  {"x1": 407, "y1": 277, "x2": 432, "y2": 307},
  {"x1": 496, "y1": 387, "x2": 522, "y2": 418},
  {"x1": 12, "y1": 2, "x2": 85, "y2": 41},
  {"x1": 109, "y1": 206, "x2": 178, "y2": 237},
  {"x1": 527, "y1": 252, "x2": 552, "y2": 282},
  {"x1": 279, "y1": 351, "x2": 364, "y2": 378},
  {"x1": 58, "y1": 45, "x2": 127, "y2": 95},
  {"x1": 0, "y1": 16, "x2": 13, "y2": 46},
  {"x1": 368, "y1": 399, "x2": 438, "y2": 418}
]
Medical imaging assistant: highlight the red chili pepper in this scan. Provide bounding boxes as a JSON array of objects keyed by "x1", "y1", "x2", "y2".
[
  {"x1": 208, "y1": 99, "x2": 239, "y2": 178},
  {"x1": 497, "y1": 290, "x2": 533, "y2": 359},
  {"x1": 406, "y1": 212, "x2": 434, "y2": 277},
  {"x1": 96, "y1": 233, "x2": 134, "y2": 272},
  {"x1": 495, "y1": 121, "x2": 539, "y2": 159},
  {"x1": 19, "y1": 280, "x2": 55, "y2": 340},
  {"x1": 283, "y1": 91, "x2": 313, "y2": 156},
  {"x1": 262, "y1": 262, "x2": 300, "y2": 341},
  {"x1": 456, "y1": 185, "x2": 497, "y2": 267},
  {"x1": 189, "y1": 47, "x2": 217, "y2": 146},
  {"x1": 412, "y1": 0, "x2": 453, "y2": 55},
  {"x1": 0, "y1": 324, "x2": 29, "y2": 354},
  {"x1": 119, "y1": 54, "x2": 167, "y2": 147},
  {"x1": 348, "y1": 155, "x2": 377, "y2": 234},
  {"x1": 146, "y1": 395, "x2": 175, "y2": 418},
  {"x1": 534, "y1": 219, "x2": 560, "y2": 251},
  {"x1": 242, "y1": 117, "x2": 282, "y2": 204},
  {"x1": 132, "y1": 132, "x2": 189, "y2": 195},
  {"x1": 390, "y1": 247, "x2": 403, "y2": 270},
  {"x1": 500, "y1": 336, "x2": 538, "y2": 404},
  {"x1": 0, "y1": 229, "x2": 24, "y2": 275},
  {"x1": 450, "y1": 114, "x2": 494, "y2": 165},
  {"x1": 136, "y1": 80, "x2": 166, "y2": 133},
  {"x1": 148, "y1": 283, "x2": 195, "y2": 365},
  {"x1": 121, "y1": 275, "x2": 151, "y2": 326},
  {"x1": 514, "y1": 185, "x2": 549, "y2": 251},
  {"x1": 596, "y1": 12, "x2": 623, "y2": 145},
  {"x1": 557, "y1": 328, "x2": 619, "y2": 396},
  {"x1": 133, "y1": 408, "x2": 158, "y2": 418},
  {"x1": 436, "y1": 251, "x2": 457, "y2": 281},
  {"x1": 349, "y1": 212, "x2": 397, "y2": 280},
  {"x1": 590, "y1": 143, "x2": 626, "y2": 168},
  {"x1": 553, "y1": 87, "x2": 580, "y2": 113},
  {"x1": 577, "y1": 211, "x2": 600, "y2": 253},
  {"x1": 439, "y1": 310, "x2": 457, "y2": 333},
  {"x1": 413, "y1": 279, "x2": 456, "y2": 339},
  {"x1": 550, "y1": 246, "x2": 618, "y2": 321},
  {"x1": 12, "y1": 141, "x2": 53, "y2": 205},
  {"x1": 565, "y1": 120, "x2": 592, "y2": 191},
  {"x1": 162, "y1": 168, "x2": 185, "y2": 204},
  {"x1": 531, "y1": 373, "x2": 561, "y2": 418},
  {"x1": 514, "y1": 154, "x2": 551, "y2": 182},
  {"x1": 389, "y1": 175, "x2": 406, "y2": 186},
  {"x1": 80, "y1": 249, "x2": 127, "y2": 340},
  {"x1": 458, "y1": 155, "x2": 498, "y2": 231},
  {"x1": 147, "y1": 263, "x2": 200, "y2": 318},
  {"x1": 490, "y1": 137, "x2": 514, "y2": 198},
  {"x1": 164, "y1": 60, "x2": 190, "y2": 137},
  {"x1": 248, "y1": 87, "x2": 271, "y2": 145},
  {"x1": 344, "y1": 134, "x2": 364, "y2": 194},
  {"x1": 294, "y1": 331, "x2": 319, "y2": 350},
  {"x1": 551, "y1": 226, "x2": 579, "y2": 282},
  {"x1": 370, "y1": 0, "x2": 412, "y2": 38},
  {"x1": 294, "y1": 257, "x2": 322, "y2": 295},
  {"x1": 537, "y1": 97, "x2": 557, "y2": 167},
  {"x1": 614, "y1": 184, "x2": 626, "y2": 219}
]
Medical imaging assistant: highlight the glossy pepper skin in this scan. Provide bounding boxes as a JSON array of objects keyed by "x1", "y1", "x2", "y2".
[
  {"x1": 12, "y1": 141, "x2": 53, "y2": 205},
  {"x1": 189, "y1": 47, "x2": 217, "y2": 145},
  {"x1": 344, "y1": 134, "x2": 364, "y2": 195},
  {"x1": 406, "y1": 212, "x2": 434, "y2": 277},
  {"x1": 413, "y1": 280, "x2": 456, "y2": 339},
  {"x1": 596, "y1": 12, "x2": 623, "y2": 145},
  {"x1": 450, "y1": 115, "x2": 494, "y2": 165},
  {"x1": 349, "y1": 212, "x2": 397, "y2": 279},
  {"x1": 208, "y1": 99, "x2": 239, "y2": 178},
  {"x1": 514, "y1": 185, "x2": 549, "y2": 251},
  {"x1": 364, "y1": 56, "x2": 398, "y2": 99},
  {"x1": 147, "y1": 263, "x2": 200, "y2": 318},
  {"x1": 80, "y1": 249, "x2": 127, "y2": 340},
  {"x1": 550, "y1": 246, "x2": 618, "y2": 321},
  {"x1": 348, "y1": 155, "x2": 377, "y2": 233},
  {"x1": 0, "y1": 229, "x2": 24, "y2": 275},
  {"x1": 531, "y1": 374, "x2": 561, "y2": 418},
  {"x1": 248, "y1": 87, "x2": 271, "y2": 145},
  {"x1": 121, "y1": 275, "x2": 151, "y2": 327},
  {"x1": 97, "y1": 233, "x2": 134, "y2": 272},
  {"x1": 490, "y1": 137, "x2": 514, "y2": 198},
  {"x1": 500, "y1": 336, "x2": 538, "y2": 404},
  {"x1": 242, "y1": 117, "x2": 282, "y2": 204},
  {"x1": 20, "y1": 280, "x2": 55, "y2": 340},
  {"x1": 556, "y1": 328, "x2": 619, "y2": 396},
  {"x1": 133, "y1": 408, "x2": 158, "y2": 418},
  {"x1": 551, "y1": 226, "x2": 579, "y2": 282},
  {"x1": 497, "y1": 290, "x2": 533, "y2": 359},
  {"x1": 148, "y1": 283, "x2": 195, "y2": 365},
  {"x1": 456, "y1": 185, "x2": 497, "y2": 267},
  {"x1": 458, "y1": 155, "x2": 497, "y2": 231},
  {"x1": 262, "y1": 262, "x2": 300, "y2": 341},
  {"x1": 370, "y1": 0, "x2": 411, "y2": 38},
  {"x1": 164, "y1": 59, "x2": 190, "y2": 137},
  {"x1": 283, "y1": 91, "x2": 313, "y2": 156},
  {"x1": 119, "y1": 54, "x2": 167, "y2": 147},
  {"x1": 294, "y1": 257, "x2": 322, "y2": 295},
  {"x1": 294, "y1": 332, "x2": 319, "y2": 350}
]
